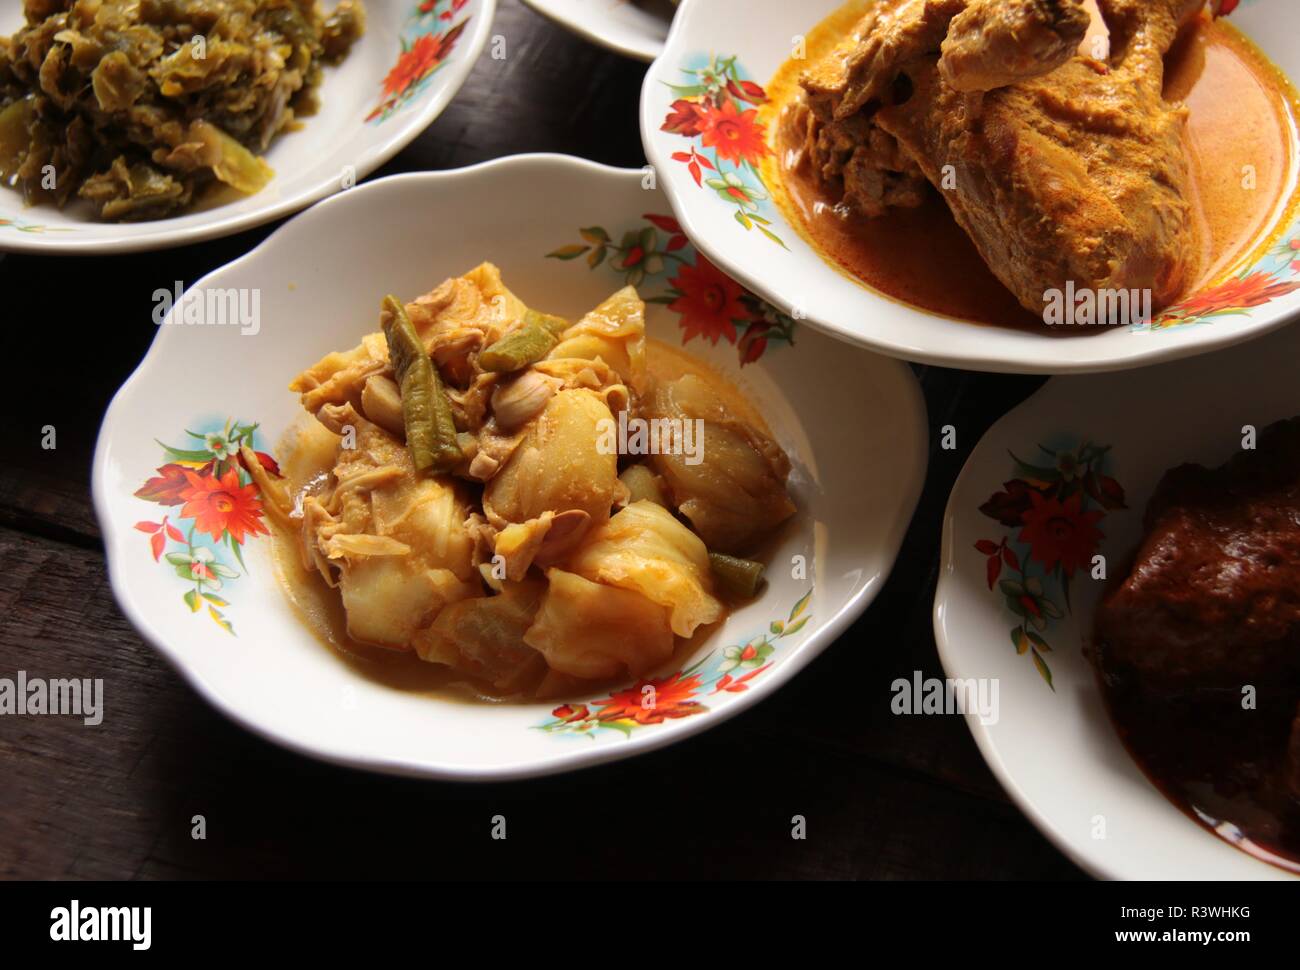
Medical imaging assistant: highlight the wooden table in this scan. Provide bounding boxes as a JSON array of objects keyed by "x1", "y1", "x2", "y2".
[{"x1": 0, "y1": 0, "x2": 1083, "y2": 880}]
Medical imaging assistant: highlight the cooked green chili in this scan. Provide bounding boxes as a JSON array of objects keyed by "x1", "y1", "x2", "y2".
[
  {"x1": 708, "y1": 552, "x2": 766, "y2": 599},
  {"x1": 380, "y1": 294, "x2": 461, "y2": 473}
]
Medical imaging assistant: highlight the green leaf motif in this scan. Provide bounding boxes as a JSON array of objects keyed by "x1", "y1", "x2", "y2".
[
  {"x1": 156, "y1": 441, "x2": 212, "y2": 463},
  {"x1": 227, "y1": 533, "x2": 247, "y2": 572},
  {"x1": 789, "y1": 589, "x2": 812, "y2": 623},
  {"x1": 1031, "y1": 650, "x2": 1055, "y2": 691},
  {"x1": 547, "y1": 244, "x2": 590, "y2": 261},
  {"x1": 1008, "y1": 450, "x2": 1059, "y2": 482},
  {"x1": 208, "y1": 606, "x2": 234, "y2": 636}
]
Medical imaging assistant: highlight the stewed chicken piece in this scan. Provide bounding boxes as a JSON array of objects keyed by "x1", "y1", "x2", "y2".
[{"x1": 794, "y1": 0, "x2": 1217, "y2": 315}]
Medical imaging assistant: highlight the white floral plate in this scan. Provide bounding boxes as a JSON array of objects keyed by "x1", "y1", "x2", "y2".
[
  {"x1": 92, "y1": 154, "x2": 927, "y2": 781},
  {"x1": 642, "y1": 0, "x2": 1300, "y2": 374},
  {"x1": 520, "y1": 0, "x2": 675, "y2": 63},
  {"x1": 935, "y1": 322, "x2": 1300, "y2": 879},
  {"x1": 0, "y1": 0, "x2": 495, "y2": 254}
]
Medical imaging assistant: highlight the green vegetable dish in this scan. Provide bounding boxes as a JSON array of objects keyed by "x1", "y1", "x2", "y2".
[{"x1": 0, "y1": 0, "x2": 364, "y2": 221}]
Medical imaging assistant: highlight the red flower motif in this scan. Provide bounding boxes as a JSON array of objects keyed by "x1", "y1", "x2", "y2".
[
  {"x1": 671, "y1": 147, "x2": 715, "y2": 187},
  {"x1": 642, "y1": 213, "x2": 681, "y2": 234},
  {"x1": 135, "y1": 463, "x2": 197, "y2": 506},
  {"x1": 974, "y1": 537, "x2": 1019, "y2": 589},
  {"x1": 711, "y1": 664, "x2": 770, "y2": 695},
  {"x1": 1083, "y1": 470, "x2": 1126, "y2": 511},
  {"x1": 643, "y1": 212, "x2": 689, "y2": 252},
  {"x1": 697, "y1": 99, "x2": 770, "y2": 166},
  {"x1": 978, "y1": 479, "x2": 1042, "y2": 527},
  {"x1": 662, "y1": 99, "x2": 709, "y2": 136},
  {"x1": 1169, "y1": 271, "x2": 1300, "y2": 319},
  {"x1": 178, "y1": 468, "x2": 269, "y2": 545},
  {"x1": 1016, "y1": 490, "x2": 1104, "y2": 578},
  {"x1": 726, "y1": 79, "x2": 768, "y2": 105},
  {"x1": 669, "y1": 254, "x2": 745, "y2": 345},
  {"x1": 237, "y1": 449, "x2": 282, "y2": 478},
  {"x1": 592, "y1": 672, "x2": 705, "y2": 725},
  {"x1": 134, "y1": 517, "x2": 185, "y2": 562},
  {"x1": 551, "y1": 703, "x2": 589, "y2": 723},
  {"x1": 381, "y1": 33, "x2": 447, "y2": 99},
  {"x1": 738, "y1": 319, "x2": 771, "y2": 365}
]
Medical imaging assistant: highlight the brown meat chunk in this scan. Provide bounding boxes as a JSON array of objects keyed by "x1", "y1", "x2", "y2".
[
  {"x1": 939, "y1": 0, "x2": 1092, "y2": 92},
  {"x1": 1095, "y1": 418, "x2": 1300, "y2": 688}
]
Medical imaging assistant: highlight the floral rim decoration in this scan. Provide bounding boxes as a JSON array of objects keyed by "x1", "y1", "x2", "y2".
[
  {"x1": 133, "y1": 419, "x2": 281, "y2": 635},
  {"x1": 366, "y1": 0, "x2": 473, "y2": 124},
  {"x1": 549, "y1": 212, "x2": 796, "y2": 366},
  {"x1": 1146, "y1": 222, "x2": 1300, "y2": 329},
  {"x1": 538, "y1": 590, "x2": 812, "y2": 738},
  {"x1": 972, "y1": 438, "x2": 1125, "y2": 689},
  {"x1": 659, "y1": 53, "x2": 786, "y2": 248},
  {"x1": 0, "y1": 216, "x2": 69, "y2": 234}
]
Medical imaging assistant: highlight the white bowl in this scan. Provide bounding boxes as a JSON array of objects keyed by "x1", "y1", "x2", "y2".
[
  {"x1": 0, "y1": 0, "x2": 495, "y2": 254},
  {"x1": 642, "y1": 0, "x2": 1300, "y2": 374},
  {"x1": 92, "y1": 154, "x2": 928, "y2": 780},
  {"x1": 520, "y1": 0, "x2": 674, "y2": 62},
  {"x1": 935, "y1": 321, "x2": 1300, "y2": 879}
]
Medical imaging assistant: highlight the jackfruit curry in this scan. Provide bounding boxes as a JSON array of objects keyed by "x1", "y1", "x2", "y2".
[
  {"x1": 769, "y1": 0, "x2": 1300, "y2": 329},
  {"x1": 0, "y1": 0, "x2": 364, "y2": 221},
  {"x1": 249, "y1": 265, "x2": 796, "y2": 699}
]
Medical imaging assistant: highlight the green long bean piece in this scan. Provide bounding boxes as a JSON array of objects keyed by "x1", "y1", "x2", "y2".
[
  {"x1": 381, "y1": 294, "x2": 461, "y2": 473},
  {"x1": 708, "y1": 552, "x2": 766, "y2": 599},
  {"x1": 479, "y1": 313, "x2": 562, "y2": 373}
]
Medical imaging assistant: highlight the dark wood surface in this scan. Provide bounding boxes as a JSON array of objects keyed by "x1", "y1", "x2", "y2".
[{"x1": 0, "y1": 0, "x2": 1082, "y2": 880}]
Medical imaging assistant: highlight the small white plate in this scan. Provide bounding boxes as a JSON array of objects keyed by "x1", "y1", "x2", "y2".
[
  {"x1": 520, "y1": 0, "x2": 675, "y2": 63},
  {"x1": 0, "y1": 0, "x2": 495, "y2": 254},
  {"x1": 642, "y1": 0, "x2": 1300, "y2": 374},
  {"x1": 935, "y1": 321, "x2": 1300, "y2": 879},
  {"x1": 92, "y1": 154, "x2": 928, "y2": 781}
]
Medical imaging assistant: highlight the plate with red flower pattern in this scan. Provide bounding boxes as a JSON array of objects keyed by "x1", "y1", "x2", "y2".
[
  {"x1": 92, "y1": 154, "x2": 927, "y2": 780},
  {"x1": 641, "y1": 0, "x2": 1300, "y2": 374},
  {"x1": 0, "y1": 0, "x2": 495, "y2": 254},
  {"x1": 935, "y1": 321, "x2": 1300, "y2": 879}
]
